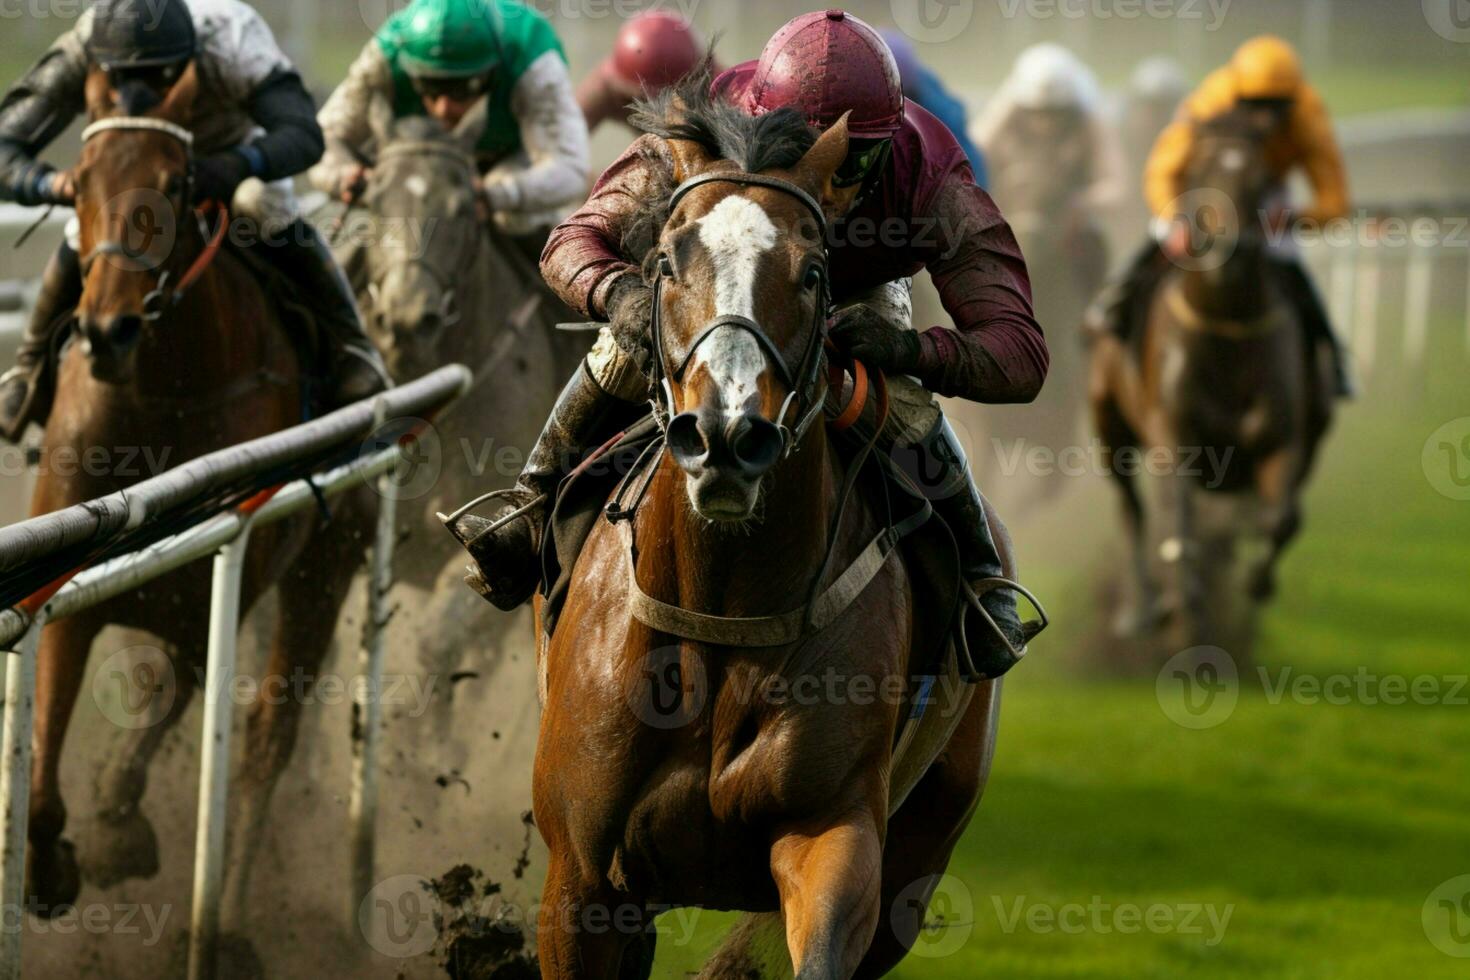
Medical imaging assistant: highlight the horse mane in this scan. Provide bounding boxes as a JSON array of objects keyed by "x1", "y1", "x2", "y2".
[{"x1": 621, "y1": 56, "x2": 819, "y2": 275}]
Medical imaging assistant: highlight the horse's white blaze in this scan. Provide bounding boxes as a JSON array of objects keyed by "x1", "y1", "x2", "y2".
[{"x1": 694, "y1": 195, "x2": 779, "y2": 414}]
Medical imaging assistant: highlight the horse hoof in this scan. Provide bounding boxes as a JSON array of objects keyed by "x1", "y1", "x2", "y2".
[
  {"x1": 24, "y1": 837, "x2": 81, "y2": 918},
  {"x1": 77, "y1": 809, "x2": 160, "y2": 888}
]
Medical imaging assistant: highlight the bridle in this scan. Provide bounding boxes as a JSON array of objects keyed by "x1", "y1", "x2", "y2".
[
  {"x1": 650, "y1": 170, "x2": 832, "y2": 458},
  {"x1": 77, "y1": 117, "x2": 229, "y2": 322}
]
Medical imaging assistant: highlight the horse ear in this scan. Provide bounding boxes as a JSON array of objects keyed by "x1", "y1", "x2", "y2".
[
  {"x1": 156, "y1": 60, "x2": 200, "y2": 124},
  {"x1": 793, "y1": 112, "x2": 859, "y2": 218},
  {"x1": 368, "y1": 92, "x2": 397, "y2": 148},
  {"x1": 452, "y1": 95, "x2": 489, "y2": 153},
  {"x1": 667, "y1": 138, "x2": 716, "y2": 183},
  {"x1": 84, "y1": 66, "x2": 113, "y2": 118}
]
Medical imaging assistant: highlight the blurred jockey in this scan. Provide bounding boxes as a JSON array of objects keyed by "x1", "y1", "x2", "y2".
[
  {"x1": 577, "y1": 11, "x2": 708, "y2": 135},
  {"x1": 974, "y1": 43, "x2": 1125, "y2": 218},
  {"x1": 1088, "y1": 36, "x2": 1354, "y2": 397},
  {"x1": 880, "y1": 29, "x2": 987, "y2": 187},
  {"x1": 453, "y1": 10, "x2": 1049, "y2": 676},
  {"x1": 0, "y1": 0, "x2": 388, "y2": 443},
  {"x1": 312, "y1": 0, "x2": 589, "y2": 237},
  {"x1": 1120, "y1": 56, "x2": 1188, "y2": 232}
]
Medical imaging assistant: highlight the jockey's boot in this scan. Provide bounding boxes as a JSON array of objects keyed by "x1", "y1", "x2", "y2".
[
  {"x1": 0, "y1": 244, "x2": 82, "y2": 443},
  {"x1": 1083, "y1": 238, "x2": 1167, "y2": 341},
  {"x1": 271, "y1": 219, "x2": 389, "y2": 408},
  {"x1": 906, "y1": 415, "x2": 1046, "y2": 679},
  {"x1": 1275, "y1": 258, "x2": 1356, "y2": 399},
  {"x1": 446, "y1": 360, "x2": 627, "y2": 611}
]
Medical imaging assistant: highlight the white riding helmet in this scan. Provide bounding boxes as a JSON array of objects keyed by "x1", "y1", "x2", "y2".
[
  {"x1": 1130, "y1": 56, "x2": 1188, "y2": 102},
  {"x1": 1008, "y1": 43, "x2": 1099, "y2": 112}
]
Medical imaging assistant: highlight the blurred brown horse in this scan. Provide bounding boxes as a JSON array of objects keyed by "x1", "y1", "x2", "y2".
[
  {"x1": 25, "y1": 65, "x2": 368, "y2": 955},
  {"x1": 1089, "y1": 108, "x2": 1334, "y2": 650},
  {"x1": 531, "y1": 112, "x2": 1006, "y2": 978}
]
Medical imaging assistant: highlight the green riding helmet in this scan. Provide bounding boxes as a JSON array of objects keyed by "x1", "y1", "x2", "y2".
[{"x1": 396, "y1": 0, "x2": 505, "y2": 79}]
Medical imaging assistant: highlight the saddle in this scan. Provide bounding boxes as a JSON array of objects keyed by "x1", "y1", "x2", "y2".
[{"x1": 220, "y1": 239, "x2": 331, "y2": 408}]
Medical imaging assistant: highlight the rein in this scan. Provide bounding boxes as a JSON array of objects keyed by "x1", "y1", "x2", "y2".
[
  {"x1": 1165, "y1": 277, "x2": 1289, "y2": 340},
  {"x1": 77, "y1": 117, "x2": 228, "y2": 320}
]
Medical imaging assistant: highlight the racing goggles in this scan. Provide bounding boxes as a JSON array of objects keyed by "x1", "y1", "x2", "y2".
[
  {"x1": 411, "y1": 73, "x2": 495, "y2": 102},
  {"x1": 832, "y1": 138, "x2": 892, "y2": 190}
]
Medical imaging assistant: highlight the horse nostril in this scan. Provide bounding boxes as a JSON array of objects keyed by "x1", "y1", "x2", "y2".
[
  {"x1": 419, "y1": 311, "x2": 444, "y2": 336},
  {"x1": 727, "y1": 415, "x2": 784, "y2": 477},
  {"x1": 108, "y1": 314, "x2": 144, "y2": 351},
  {"x1": 667, "y1": 412, "x2": 708, "y2": 468}
]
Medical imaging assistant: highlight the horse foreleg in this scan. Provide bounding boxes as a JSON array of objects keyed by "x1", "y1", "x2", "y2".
[
  {"x1": 78, "y1": 642, "x2": 199, "y2": 888},
  {"x1": 770, "y1": 806, "x2": 884, "y2": 980},
  {"x1": 537, "y1": 850, "x2": 646, "y2": 979},
  {"x1": 1091, "y1": 370, "x2": 1154, "y2": 637},
  {"x1": 26, "y1": 614, "x2": 102, "y2": 915},
  {"x1": 855, "y1": 679, "x2": 999, "y2": 978},
  {"x1": 1249, "y1": 446, "x2": 1303, "y2": 603}
]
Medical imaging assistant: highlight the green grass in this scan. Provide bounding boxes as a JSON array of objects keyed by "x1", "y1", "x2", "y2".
[{"x1": 651, "y1": 321, "x2": 1470, "y2": 978}]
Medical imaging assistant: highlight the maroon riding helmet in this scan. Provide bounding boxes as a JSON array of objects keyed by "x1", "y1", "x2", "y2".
[
  {"x1": 714, "y1": 10, "x2": 906, "y2": 140},
  {"x1": 605, "y1": 10, "x2": 705, "y2": 95}
]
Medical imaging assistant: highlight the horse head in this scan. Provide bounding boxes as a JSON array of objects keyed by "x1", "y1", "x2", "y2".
[
  {"x1": 651, "y1": 113, "x2": 856, "y2": 522},
  {"x1": 358, "y1": 96, "x2": 488, "y2": 380},
  {"x1": 1177, "y1": 106, "x2": 1282, "y2": 282},
  {"x1": 73, "y1": 62, "x2": 200, "y2": 384}
]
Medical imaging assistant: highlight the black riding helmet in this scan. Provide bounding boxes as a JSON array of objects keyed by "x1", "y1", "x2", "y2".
[{"x1": 87, "y1": 0, "x2": 198, "y2": 71}]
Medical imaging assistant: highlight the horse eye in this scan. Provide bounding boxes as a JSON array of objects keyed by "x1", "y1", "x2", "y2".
[{"x1": 803, "y1": 265, "x2": 823, "y2": 291}]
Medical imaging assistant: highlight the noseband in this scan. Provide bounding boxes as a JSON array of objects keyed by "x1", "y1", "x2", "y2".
[
  {"x1": 77, "y1": 117, "x2": 227, "y2": 321},
  {"x1": 650, "y1": 171, "x2": 832, "y2": 457}
]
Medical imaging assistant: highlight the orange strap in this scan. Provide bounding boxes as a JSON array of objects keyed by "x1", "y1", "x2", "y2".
[
  {"x1": 829, "y1": 357, "x2": 871, "y2": 433},
  {"x1": 176, "y1": 203, "x2": 229, "y2": 296}
]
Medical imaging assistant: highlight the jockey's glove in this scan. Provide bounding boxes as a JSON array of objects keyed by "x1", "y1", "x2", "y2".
[
  {"x1": 607, "y1": 274, "x2": 655, "y2": 355},
  {"x1": 830, "y1": 305, "x2": 923, "y2": 376},
  {"x1": 193, "y1": 151, "x2": 254, "y2": 207}
]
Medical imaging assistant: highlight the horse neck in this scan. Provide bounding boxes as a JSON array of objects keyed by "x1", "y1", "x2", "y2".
[
  {"x1": 644, "y1": 427, "x2": 839, "y2": 619},
  {"x1": 1181, "y1": 234, "x2": 1273, "y2": 321}
]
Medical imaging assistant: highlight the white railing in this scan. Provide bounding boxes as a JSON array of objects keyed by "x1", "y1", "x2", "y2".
[{"x1": 0, "y1": 364, "x2": 472, "y2": 980}]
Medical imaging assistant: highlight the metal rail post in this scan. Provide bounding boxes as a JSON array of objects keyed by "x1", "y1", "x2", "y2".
[
  {"x1": 1404, "y1": 246, "x2": 1433, "y2": 369},
  {"x1": 348, "y1": 405, "x2": 400, "y2": 937},
  {"x1": 0, "y1": 618, "x2": 42, "y2": 980},
  {"x1": 187, "y1": 526, "x2": 253, "y2": 980}
]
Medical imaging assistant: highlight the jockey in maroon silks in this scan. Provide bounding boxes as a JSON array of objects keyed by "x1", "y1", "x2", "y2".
[
  {"x1": 576, "y1": 11, "x2": 708, "y2": 134},
  {"x1": 457, "y1": 11, "x2": 1049, "y2": 675}
]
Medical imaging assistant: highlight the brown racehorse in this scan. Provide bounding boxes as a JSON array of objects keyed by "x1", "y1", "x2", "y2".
[
  {"x1": 1088, "y1": 107, "x2": 1334, "y2": 651},
  {"x1": 530, "y1": 113, "x2": 1008, "y2": 978},
  {"x1": 25, "y1": 64, "x2": 368, "y2": 954}
]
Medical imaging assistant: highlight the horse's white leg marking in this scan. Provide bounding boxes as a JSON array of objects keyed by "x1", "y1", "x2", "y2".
[{"x1": 694, "y1": 195, "x2": 778, "y2": 417}]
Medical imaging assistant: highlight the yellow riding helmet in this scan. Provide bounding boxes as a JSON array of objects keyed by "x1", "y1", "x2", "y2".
[{"x1": 1231, "y1": 35, "x2": 1303, "y2": 100}]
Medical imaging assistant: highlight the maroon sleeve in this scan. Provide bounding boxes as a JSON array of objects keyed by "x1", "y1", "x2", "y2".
[
  {"x1": 539, "y1": 133, "x2": 673, "y2": 318},
  {"x1": 913, "y1": 165, "x2": 1050, "y2": 404}
]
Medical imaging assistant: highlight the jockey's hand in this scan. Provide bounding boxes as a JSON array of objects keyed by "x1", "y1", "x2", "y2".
[
  {"x1": 829, "y1": 305, "x2": 922, "y2": 376},
  {"x1": 193, "y1": 152, "x2": 252, "y2": 207},
  {"x1": 46, "y1": 170, "x2": 76, "y2": 206},
  {"x1": 606, "y1": 274, "x2": 654, "y2": 351},
  {"x1": 340, "y1": 164, "x2": 372, "y2": 204}
]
